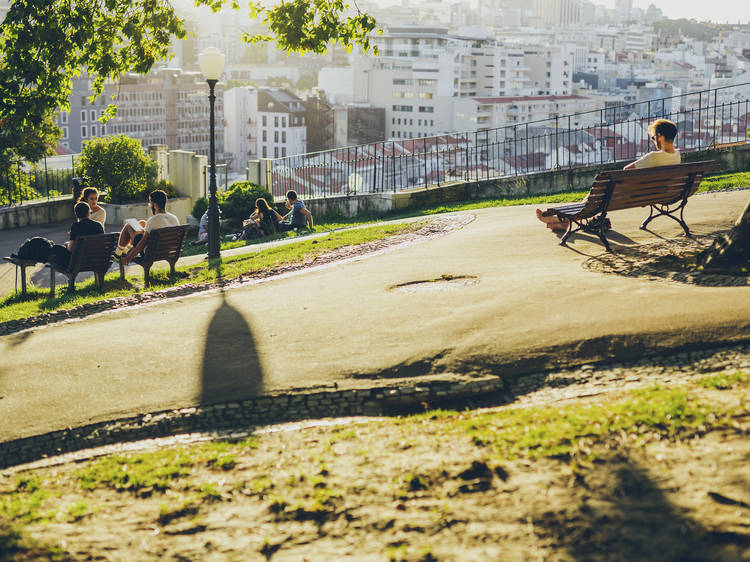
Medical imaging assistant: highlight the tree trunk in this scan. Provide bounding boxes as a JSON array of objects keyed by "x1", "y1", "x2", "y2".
[{"x1": 696, "y1": 197, "x2": 750, "y2": 269}]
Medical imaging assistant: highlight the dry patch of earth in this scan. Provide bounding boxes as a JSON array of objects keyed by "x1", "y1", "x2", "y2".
[{"x1": 1, "y1": 370, "x2": 749, "y2": 561}]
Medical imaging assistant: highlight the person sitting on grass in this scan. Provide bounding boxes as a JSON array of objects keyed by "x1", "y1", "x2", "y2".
[
  {"x1": 77, "y1": 187, "x2": 106, "y2": 226},
  {"x1": 277, "y1": 190, "x2": 313, "y2": 232},
  {"x1": 113, "y1": 189, "x2": 180, "y2": 265},
  {"x1": 49, "y1": 201, "x2": 105, "y2": 270},
  {"x1": 536, "y1": 118, "x2": 681, "y2": 231},
  {"x1": 235, "y1": 198, "x2": 284, "y2": 241}
]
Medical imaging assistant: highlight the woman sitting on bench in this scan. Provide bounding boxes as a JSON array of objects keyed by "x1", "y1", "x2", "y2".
[{"x1": 536, "y1": 118, "x2": 681, "y2": 231}]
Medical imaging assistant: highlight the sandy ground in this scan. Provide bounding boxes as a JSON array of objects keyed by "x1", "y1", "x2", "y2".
[{"x1": 1, "y1": 366, "x2": 748, "y2": 562}]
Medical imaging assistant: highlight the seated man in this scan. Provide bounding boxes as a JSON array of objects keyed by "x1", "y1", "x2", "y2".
[
  {"x1": 536, "y1": 118, "x2": 681, "y2": 231},
  {"x1": 114, "y1": 189, "x2": 180, "y2": 264},
  {"x1": 49, "y1": 201, "x2": 105, "y2": 270},
  {"x1": 277, "y1": 189, "x2": 313, "y2": 232}
]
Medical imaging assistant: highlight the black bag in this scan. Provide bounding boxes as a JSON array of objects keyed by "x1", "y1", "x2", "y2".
[
  {"x1": 15, "y1": 236, "x2": 54, "y2": 263},
  {"x1": 48, "y1": 245, "x2": 71, "y2": 270}
]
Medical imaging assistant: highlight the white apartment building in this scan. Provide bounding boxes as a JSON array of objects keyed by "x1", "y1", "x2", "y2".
[
  {"x1": 223, "y1": 87, "x2": 306, "y2": 169},
  {"x1": 453, "y1": 94, "x2": 602, "y2": 132}
]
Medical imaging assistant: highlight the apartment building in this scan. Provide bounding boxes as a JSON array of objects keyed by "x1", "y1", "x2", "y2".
[
  {"x1": 57, "y1": 69, "x2": 225, "y2": 158},
  {"x1": 223, "y1": 87, "x2": 306, "y2": 169}
]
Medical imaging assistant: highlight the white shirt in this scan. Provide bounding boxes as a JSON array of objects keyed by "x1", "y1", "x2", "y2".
[
  {"x1": 90, "y1": 206, "x2": 106, "y2": 226},
  {"x1": 145, "y1": 212, "x2": 179, "y2": 233},
  {"x1": 633, "y1": 149, "x2": 681, "y2": 169}
]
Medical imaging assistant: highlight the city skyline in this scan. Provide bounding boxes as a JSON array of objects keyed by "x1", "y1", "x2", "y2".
[{"x1": 623, "y1": 0, "x2": 750, "y2": 24}]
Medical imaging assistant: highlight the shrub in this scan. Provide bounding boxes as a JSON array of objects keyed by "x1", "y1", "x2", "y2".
[
  {"x1": 0, "y1": 166, "x2": 39, "y2": 205},
  {"x1": 76, "y1": 135, "x2": 158, "y2": 204},
  {"x1": 218, "y1": 181, "x2": 273, "y2": 225},
  {"x1": 192, "y1": 197, "x2": 209, "y2": 219}
]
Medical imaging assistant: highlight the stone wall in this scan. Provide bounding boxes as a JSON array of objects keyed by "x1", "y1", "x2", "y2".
[{"x1": 0, "y1": 196, "x2": 74, "y2": 230}]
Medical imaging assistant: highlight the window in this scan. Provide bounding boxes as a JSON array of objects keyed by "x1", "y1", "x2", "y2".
[
  {"x1": 418, "y1": 79, "x2": 436, "y2": 86},
  {"x1": 81, "y1": 126, "x2": 87, "y2": 137},
  {"x1": 418, "y1": 119, "x2": 422, "y2": 126},
  {"x1": 282, "y1": 147, "x2": 286, "y2": 157},
  {"x1": 274, "y1": 116, "x2": 279, "y2": 127},
  {"x1": 392, "y1": 118, "x2": 395, "y2": 124},
  {"x1": 91, "y1": 125, "x2": 97, "y2": 136},
  {"x1": 392, "y1": 78, "x2": 413, "y2": 85},
  {"x1": 262, "y1": 130, "x2": 267, "y2": 141},
  {"x1": 61, "y1": 112, "x2": 68, "y2": 124},
  {"x1": 80, "y1": 96, "x2": 87, "y2": 106},
  {"x1": 282, "y1": 131, "x2": 286, "y2": 143},
  {"x1": 81, "y1": 111, "x2": 87, "y2": 122},
  {"x1": 397, "y1": 118, "x2": 401, "y2": 124},
  {"x1": 392, "y1": 105, "x2": 413, "y2": 112},
  {"x1": 409, "y1": 119, "x2": 413, "y2": 125},
  {"x1": 274, "y1": 147, "x2": 278, "y2": 158},
  {"x1": 419, "y1": 92, "x2": 433, "y2": 99},
  {"x1": 274, "y1": 131, "x2": 278, "y2": 142},
  {"x1": 62, "y1": 127, "x2": 68, "y2": 138},
  {"x1": 262, "y1": 146, "x2": 267, "y2": 158},
  {"x1": 282, "y1": 116, "x2": 286, "y2": 127},
  {"x1": 262, "y1": 115, "x2": 267, "y2": 126},
  {"x1": 418, "y1": 106, "x2": 434, "y2": 113},
  {"x1": 90, "y1": 110, "x2": 97, "y2": 121}
]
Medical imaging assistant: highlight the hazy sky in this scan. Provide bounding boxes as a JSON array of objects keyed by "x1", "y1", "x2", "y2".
[{"x1": 623, "y1": 0, "x2": 750, "y2": 24}]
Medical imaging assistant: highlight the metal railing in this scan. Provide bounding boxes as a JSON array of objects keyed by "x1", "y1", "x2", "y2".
[
  {"x1": 267, "y1": 83, "x2": 750, "y2": 198},
  {"x1": 1, "y1": 157, "x2": 77, "y2": 207}
]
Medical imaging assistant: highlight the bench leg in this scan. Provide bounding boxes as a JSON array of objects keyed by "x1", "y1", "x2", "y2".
[
  {"x1": 20, "y1": 265, "x2": 27, "y2": 297},
  {"x1": 67, "y1": 276, "x2": 76, "y2": 293},
  {"x1": 49, "y1": 267, "x2": 56, "y2": 298},
  {"x1": 641, "y1": 203, "x2": 692, "y2": 237},
  {"x1": 119, "y1": 261, "x2": 125, "y2": 280},
  {"x1": 169, "y1": 261, "x2": 176, "y2": 276},
  {"x1": 95, "y1": 272, "x2": 104, "y2": 290},
  {"x1": 144, "y1": 266, "x2": 151, "y2": 287}
]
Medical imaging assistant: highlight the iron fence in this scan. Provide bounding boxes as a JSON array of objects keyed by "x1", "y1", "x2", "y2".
[
  {"x1": 0, "y1": 156, "x2": 77, "y2": 207},
  {"x1": 267, "y1": 82, "x2": 750, "y2": 199}
]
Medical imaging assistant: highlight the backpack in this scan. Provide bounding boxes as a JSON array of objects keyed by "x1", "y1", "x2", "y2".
[{"x1": 15, "y1": 237, "x2": 54, "y2": 263}]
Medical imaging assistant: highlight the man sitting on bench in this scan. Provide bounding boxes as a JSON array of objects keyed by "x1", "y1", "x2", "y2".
[
  {"x1": 114, "y1": 189, "x2": 180, "y2": 265},
  {"x1": 536, "y1": 118, "x2": 681, "y2": 231}
]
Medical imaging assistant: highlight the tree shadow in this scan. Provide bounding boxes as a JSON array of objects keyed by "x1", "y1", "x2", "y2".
[
  {"x1": 200, "y1": 289, "x2": 263, "y2": 405},
  {"x1": 532, "y1": 458, "x2": 747, "y2": 561}
]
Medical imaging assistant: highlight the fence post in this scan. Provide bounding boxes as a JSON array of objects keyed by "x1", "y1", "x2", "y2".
[
  {"x1": 555, "y1": 116, "x2": 559, "y2": 168},
  {"x1": 44, "y1": 157, "x2": 50, "y2": 199},
  {"x1": 713, "y1": 87, "x2": 718, "y2": 147}
]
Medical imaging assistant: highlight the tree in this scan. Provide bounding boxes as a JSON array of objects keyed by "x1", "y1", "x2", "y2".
[
  {"x1": 76, "y1": 135, "x2": 158, "y2": 204},
  {"x1": 0, "y1": 0, "x2": 377, "y2": 169},
  {"x1": 696, "y1": 198, "x2": 750, "y2": 271}
]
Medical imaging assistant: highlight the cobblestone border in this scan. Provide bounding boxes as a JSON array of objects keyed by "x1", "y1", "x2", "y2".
[
  {"x1": 0, "y1": 376, "x2": 503, "y2": 470},
  {"x1": 0, "y1": 215, "x2": 473, "y2": 337},
  {"x1": 3, "y1": 341, "x2": 749, "y2": 471}
]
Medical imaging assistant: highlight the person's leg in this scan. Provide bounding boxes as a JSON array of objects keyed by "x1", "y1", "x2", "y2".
[{"x1": 536, "y1": 208, "x2": 568, "y2": 231}]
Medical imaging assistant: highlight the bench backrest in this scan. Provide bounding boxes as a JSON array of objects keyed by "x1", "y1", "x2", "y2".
[
  {"x1": 69, "y1": 233, "x2": 119, "y2": 274},
  {"x1": 142, "y1": 224, "x2": 190, "y2": 265},
  {"x1": 580, "y1": 160, "x2": 720, "y2": 215}
]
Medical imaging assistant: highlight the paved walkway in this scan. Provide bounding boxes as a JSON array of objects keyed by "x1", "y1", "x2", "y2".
[{"x1": 1, "y1": 190, "x2": 749, "y2": 443}]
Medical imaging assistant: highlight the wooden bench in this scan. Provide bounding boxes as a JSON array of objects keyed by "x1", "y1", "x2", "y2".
[
  {"x1": 119, "y1": 224, "x2": 190, "y2": 285},
  {"x1": 2, "y1": 256, "x2": 39, "y2": 297},
  {"x1": 47, "y1": 233, "x2": 119, "y2": 297},
  {"x1": 540, "y1": 160, "x2": 721, "y2": 251}
]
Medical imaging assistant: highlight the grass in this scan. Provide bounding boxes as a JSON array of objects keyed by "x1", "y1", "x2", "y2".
[
  {"x1": 0, "y1": 371, "x2": 746, "y2": 556},
  {"x1": 0, "y1": 221, "x2": 416, "y2": 324}
]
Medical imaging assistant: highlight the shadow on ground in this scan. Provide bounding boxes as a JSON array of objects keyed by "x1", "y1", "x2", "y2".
[
  {"x1": 532, "y1": 457, "x2": 748, "y2": 561},
  {"x1": 582, "y1": 231, "x2": 749, "y2": 286},
  {"x1": 200, "y1": 288, "x2": 264, "y2": 405}
]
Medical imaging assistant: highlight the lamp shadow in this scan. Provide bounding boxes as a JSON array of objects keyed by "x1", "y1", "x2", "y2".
[{"x1": 200, "y1": 289, "x2": 263, "y2": 405}]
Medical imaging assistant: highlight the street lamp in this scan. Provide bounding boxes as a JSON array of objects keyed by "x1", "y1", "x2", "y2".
[{"x1": 199, "y1": 47, "x2": 225, "y2": 260}]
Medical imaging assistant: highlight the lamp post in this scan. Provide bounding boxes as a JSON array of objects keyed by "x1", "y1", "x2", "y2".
[{"x1": 199, "y1": 47, "x2": 226, "y2": 260}]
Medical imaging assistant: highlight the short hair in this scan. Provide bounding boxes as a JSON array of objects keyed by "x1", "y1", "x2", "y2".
[
  {"x1": 286, "y1": 190, "x2": 298, "y2": 201},
  {"x1": 77, "y1": 187, "x2": 99, "y2": 205},
  {"x1": 648, "y1": 119, "x2": 678, "y2": 142},
  {"x1": 149, "y1": 189, "x2": 167, "y2": 210},
  {"x1": 74, "y1": 201, "x2": 91, "y2": 219}
]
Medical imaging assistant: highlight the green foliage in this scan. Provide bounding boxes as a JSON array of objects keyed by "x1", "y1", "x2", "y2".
[
  {"x1": 77, "y1": 449, "x2": 194, "y2": 493},
  {"x1": 192, "y1": 196, "x2": 209, "y2": 219},
  {"x1": 0, "y1": 166, "x2": 41, "y2": 205},
  {"x1": 76, "y1": 135, "x2": 157, "y2": 204},
  {"x1": 219, "y1": 181, "x2": 274, "y2": 225},
  {"x1": 0, "y1": 0, "x2": 377, "y2": 173}
]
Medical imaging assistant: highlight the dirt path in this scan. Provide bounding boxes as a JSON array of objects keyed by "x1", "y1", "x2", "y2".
[{"x1": 2, "y1": 345, "x2": 749, "y2": 561}]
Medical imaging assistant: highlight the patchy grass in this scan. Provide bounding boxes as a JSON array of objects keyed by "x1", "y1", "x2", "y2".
[
  {"x1": 0, "y1": 371, "x2": 748, "y2": 559},
  {"x1": 0, "y1": 222, "x2": 416, "y2": 324},
  {"x1": 698, "y1": 171, "x2": 750, "y2": 192}
]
